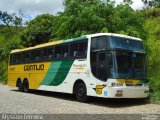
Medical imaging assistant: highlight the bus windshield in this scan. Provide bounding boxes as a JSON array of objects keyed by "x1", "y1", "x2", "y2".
[
  {"x1": 90, "y1": 35, "x2": 147, "y2": 80},
  {"x1": 111, "y1": 51, "x2": 147, "y2": 79},
  {"x1": 108, "y1": 36, "x2": 145, "y2": 52}
]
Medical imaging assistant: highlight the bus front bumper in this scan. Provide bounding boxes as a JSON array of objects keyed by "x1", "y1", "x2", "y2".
[{"x1": 107, "y1": 87, "x2": 149, "y2": 98}]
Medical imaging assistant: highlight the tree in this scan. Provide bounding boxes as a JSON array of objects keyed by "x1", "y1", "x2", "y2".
[
  {"x1": 143, "y1": 7, "x2": 160, "y2": 101},
  {"x1": 20, "y1": 0, "x2": 146, "y2": 46},
  {"x1": 111, "y1": 4, "x2": 146, "y2": 38},
  {"x1": 54, "y1": 0, "x2": 145, "y2": 39},
  {"x1": 123, "y1": 0, "x2": 133, "y2": 5},
  {"x1": 142, "y1": 0, "x2": 160, "y2": 7},
  {"x1": 55, "y1": 0, "x2": 114, "y2": 39},
  {"x1": 3, "y1": 41, "x2": 20, "y2": 61},
  {"x1": 13, "y1": 15, "x2": 22, "y2": 30},
  {"x1": 20, "y1": 14, "x2": 55, "y2": 47},
  {"x1": 0, "y1": 11, "x2": 13, "y2": 31},
  {"x1": 0, "y1": 48, "x2": 4, "y2": 62},
  {"x1": 0, "y1": 11, "x2": 22, "y2": 32},
  {"x1": 0, "y1": 41, "x2": 19, "y2": 83}
]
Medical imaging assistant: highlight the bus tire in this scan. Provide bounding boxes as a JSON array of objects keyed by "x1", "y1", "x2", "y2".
[
  {"x1": 17, "y1": 80, "x2": 24, "y2": 92},
  {"x1": 75, "y1": 82, "x2": 88, "y2": 102},
  {"x1": 23, "y1": 79, "x2": 29, "y2": 93}
]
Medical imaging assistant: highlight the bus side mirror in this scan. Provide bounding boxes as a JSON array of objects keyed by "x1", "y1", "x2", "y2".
[{"x1": 107, "y1": 54, "x2": 112, "y2": 66}]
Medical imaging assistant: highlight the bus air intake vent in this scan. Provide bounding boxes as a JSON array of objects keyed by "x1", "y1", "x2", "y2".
[{"x1": 126, "y1": 84, "x2": 142, "y2": 87}]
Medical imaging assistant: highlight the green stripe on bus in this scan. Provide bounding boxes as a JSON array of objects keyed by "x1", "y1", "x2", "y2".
[
  {"x1": 49, "y1": 60, "x2": 74, "y2": 86},
  {"x1": 62, "y1": 36, "x2": 87, "y2": 43},
  {"x1": 140, "y1": 79, "x2": 149, "y2": 84},
  {"x1": 41, "y1": 61, "x2": 62, "y2": 85}
]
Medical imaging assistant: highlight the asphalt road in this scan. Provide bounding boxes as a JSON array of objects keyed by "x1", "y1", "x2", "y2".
[{"x1": 0, "y1": 85, "x2": 160, "y2": 115}]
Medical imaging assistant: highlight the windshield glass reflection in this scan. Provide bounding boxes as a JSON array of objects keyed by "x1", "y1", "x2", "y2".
[
  {"x1": 110, "y1": 51, "x2": 146, "y2": 79},
  {"x1": 109, "y1": 37, "x2": 145, "y2": 52}
]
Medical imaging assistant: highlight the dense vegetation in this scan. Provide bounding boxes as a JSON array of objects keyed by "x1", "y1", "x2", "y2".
[
  {"x1": 0, "y1": 0, "x2": 160, "y2": 101},
  {"x1": 0, "y1": 25, "x2": 22, "y2": 83},
  {"x1": 144, "y1": 8, "x2": 160, "y2": 101}
]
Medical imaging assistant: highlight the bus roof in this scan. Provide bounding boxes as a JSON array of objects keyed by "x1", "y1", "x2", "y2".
[
  {"x1": 87, "y1": 33, "x2": 142, "y2": 41},
  {"x1": 11, "y1": 33, "x2": 142, "y2": 54}
]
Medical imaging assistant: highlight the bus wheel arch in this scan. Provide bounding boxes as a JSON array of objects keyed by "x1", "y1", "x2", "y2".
[
  {"x1": 23, "y1": 78, "x2": 29, "y2": 93},
  {"x1": 16, "y1": 78, "x2": 24, "y2": 92},
  {"x1": 73, "y1": 79, "x2": 88, "y2": 102}
]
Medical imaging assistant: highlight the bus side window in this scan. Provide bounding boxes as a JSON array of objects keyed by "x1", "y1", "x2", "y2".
[
  {"x1": 74, "y1": 51, "x2": 78, "y2": 57},
  {"x1": 30, "y1": 52, "x2": 33, "y2": 62},
  {"x1": 48, "y1": 47, "x2": 55, "y2": 60},
  {"x1": 62, "y1": 44, "x2": 69, "y2": 58},
  {"x1": 91, "y1": 36, "x2": 107, "y2": 51},
  {"x1": 91, "y1": 37, "x2": 98, "y2": 51},
  {"x1": 29, "y1": 52, "x2": 34, "y2": 62},
  {"x1": 98, "y1": 37, "x2": 106, "y2": 50},
  {"x1": 25, "y1": 52, "x2": 30, "y2": 62},
  {"x1": 20, "y1": 52, "x2": 25, "y2": 63},
  {"x1": 14, "y1": 54, "x2": 17, "y2": 63},
  {"x1": 15, "y1": 53, "x2": 21, "y2": 63},
  {"x1": 10, "y1": 54, "x2": 13, "y2": 64},
  {"x1": 35, "y1": 50, "x2": 41, "y2": 61},
  {"x1": 41, "y1": 48, "x2": 48, "y2": 60},
  {"x1": 55, "y1": 46, "x2": 62, "y2": 59},
  {"x1": 78, "y1": 41, "x2": 87, "y2": 57},
  {"x1": 10, "y1": 54, "x2": 14, "y2": 64},
  {"x1": 12, "y1": 54, "x2": 17, "y2": 64},
  {"x1": 70, "y1": 42, "x2": 78, "y2": 58}
]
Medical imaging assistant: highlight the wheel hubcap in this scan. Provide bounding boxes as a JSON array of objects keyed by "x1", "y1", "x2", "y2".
[{"x1": 78, "y1": 88, "x2": 84, "y2": 97}]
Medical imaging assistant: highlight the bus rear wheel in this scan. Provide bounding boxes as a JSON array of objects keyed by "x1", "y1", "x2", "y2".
[
  {"x1": 23, "y1": 80, "x2": 29, "y2": 93},
  {"x1": 17, "y1": 80, "x2": 24, "y2": 92},
  {"x1": 75, "y1": 82, "x2": 88, "y2": 102}
]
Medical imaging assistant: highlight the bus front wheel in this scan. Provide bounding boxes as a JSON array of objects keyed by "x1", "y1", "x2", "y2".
[{"x1": 75, "y1": 82, "x2": 88, "y2": 102}]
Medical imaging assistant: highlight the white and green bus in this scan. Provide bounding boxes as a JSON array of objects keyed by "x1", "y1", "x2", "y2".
[{"x1": 8, "y1": 33, "x2": 149, "y2": 102}]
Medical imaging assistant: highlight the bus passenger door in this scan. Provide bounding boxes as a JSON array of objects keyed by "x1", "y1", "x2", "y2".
[{"x1": 96, "y1": 52, "x2": 107, "y2": 81}]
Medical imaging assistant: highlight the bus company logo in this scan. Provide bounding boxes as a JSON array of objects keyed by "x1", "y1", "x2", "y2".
[
  {"x1": 24, "y1": 64, "x2": 44, "y2": 71},
  {"x1": 72, "y1": 64, "x2": 86, "y2": 70},
  {"x1": 93, "y1": 85, "x2": 106, "y2": 95}
]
